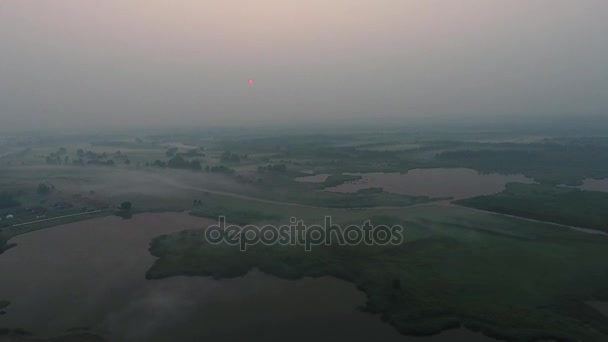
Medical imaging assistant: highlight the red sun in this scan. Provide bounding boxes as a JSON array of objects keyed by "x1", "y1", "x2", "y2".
[{"x1": 248, "y1": 79, "x2": 254, "y2": 85}]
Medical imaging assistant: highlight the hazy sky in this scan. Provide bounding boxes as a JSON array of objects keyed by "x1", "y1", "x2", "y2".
[{"x1": 1, "y1": 0, "x2": 607, "y2": 130}]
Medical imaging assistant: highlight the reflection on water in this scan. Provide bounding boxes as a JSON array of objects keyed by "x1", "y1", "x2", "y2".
[
  {"x1": 294, "y1": 174, "x2": 331, "y2": 183},
  {"x1": 324, "y1": 168, "x2": 535, "y2": 199},
  {"x1": 577, "y1": 178, "x2": 608, "y2": 192},
  {"x1": 0, "y1": 213, "x2": 495, "y2": 341}
]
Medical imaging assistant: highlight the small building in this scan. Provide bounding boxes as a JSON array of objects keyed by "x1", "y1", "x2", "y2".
[{"x1": 6, "y1": 214, "x2": 14, "y2": 220}]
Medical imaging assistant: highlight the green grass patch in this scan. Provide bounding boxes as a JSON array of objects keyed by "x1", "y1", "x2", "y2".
[
  {"x1": 434, "y1": 139, "x2": 608, "y2": 185},
  {"x1": 191, "y1": 201, "x2": 282, "y2": 225},
  {"x1": 146, "y1": 204, "x2": 608, "y2": 341},
  {"x1": 455, "y1": 183, "x2": 608, "y2": 232}
]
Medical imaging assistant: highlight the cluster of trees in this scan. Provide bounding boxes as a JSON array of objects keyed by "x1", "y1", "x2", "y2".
[
  {"x1": 167, "y1": 156, "x2": 189, "y2": 168},
  {"x1": 117, "y1": 201, "x2": 132, "y2": 219},
  {"x1": 190, "y1": 160, "x2": 202, "y2": 170},
  {"x1": 147, "y1": 157, "x2": 202, "y2": 171},
  {"x1": 257, "y1": 164, "x2": 287, "y2": 173},
  {"x1": 205, "y1": 165, "x2": 235, "y2": 174},
  {"x1": 147, "y1": 157, "x2": 236, "y2": 174},
  {"x1": 120, "y1": 202, "x2": 132, "y2": 211},
  {"x1": 45, "y1": 155, "x2": 71, "y2": 165},
  {"x1": 76, "y1": 149, "x2": 106, "y2": 160},
  {"x1": 36, "y1": 183, "x2": 55, "y2": 195},
  {"x1": 150, "y1": 160, "x2": 167, "y2": 167},
  {"x1": 220, "y1": 151, "x2": 242, "y2": 163},
  {"x1": 68, "y1": 149, "x2": 116, "y2": 167},
  {"x1": 45, "y1": 147, "x2": 70, "y2": 165},
  {"x1": 166, "y1": 147, "x2": 178, "y2": 157},
  {"x1": 113, "y1": 150, "x2": 130, "y2": 164}
]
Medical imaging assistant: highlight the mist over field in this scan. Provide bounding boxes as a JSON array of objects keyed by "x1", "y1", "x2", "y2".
[
  {"x1": 1, "y1": 0, "x2": 608, "y2": 131},
  {"x1": 3, "y1": 2, "x2": 608, "y2": 342}
]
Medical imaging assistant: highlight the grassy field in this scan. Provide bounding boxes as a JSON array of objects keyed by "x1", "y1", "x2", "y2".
[
  {"x1": 455, "y1": 183, "x2": 608, "y2": 232},
  {"x1": 147, "y1": 203, "x2": 608, "y2": 342}
]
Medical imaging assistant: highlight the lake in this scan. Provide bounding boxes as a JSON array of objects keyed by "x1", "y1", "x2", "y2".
[
  {"x1": 324, "y1": 168, "x2": 535, "y2": 199},
  {"x1": 294, "y1": 173, "x2": 332, "y2": 183},
  {"x1": 576, "y1": 178, "x2": 608, "y2": 192},
  {"x1": 0, "y1": 213, "x2": 494, "y2": 341}
]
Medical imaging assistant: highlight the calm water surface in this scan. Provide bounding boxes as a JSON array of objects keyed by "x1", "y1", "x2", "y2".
[
  {"x1": 325, "y1": 168, "x2": 535, "y2": 199},
  {"x1": 577, "y1": 178, "x2": 608, "y2": 192},
  {"x1": 294, "y1": 174, "x2": 331, "y2": 183},
  {"x1": 0, "y1": 213, "x2": 494, "y2": 341}
]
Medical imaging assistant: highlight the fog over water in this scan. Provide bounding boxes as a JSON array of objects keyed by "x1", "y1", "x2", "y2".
[{"x1": 1, "y1": 0, "x2": 608, "y2": 131}]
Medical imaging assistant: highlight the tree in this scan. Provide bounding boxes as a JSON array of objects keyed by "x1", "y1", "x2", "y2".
[
  {"x1": 37, "y1": 183, "x2": 51, "y2": 195},
  {"x1": 118, "y1": 201, "x2": 133, "y2": 219},
  {"x1": 153, "y1": 160, "x2": 166, "y2": 167},
  {"x1": 167, "y1": 156, "x2": 189, "y2": 169},
  {"x1": 120, "y1": 202, "x2": 132, "y2": 211},
  {"x1": 166, "y1": 147, "x2": 178, "y2": 157},
  {"x1": 190, "y1": 160, "x2": 202, "y2": 171},
  {"x1": 221, "y1": 150, "x2": 240, "y2": 163}
]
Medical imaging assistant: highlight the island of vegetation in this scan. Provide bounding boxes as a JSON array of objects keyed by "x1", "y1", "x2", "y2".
[{"x1": 147, "y1": 204, "x2": 608, "y2": 342}]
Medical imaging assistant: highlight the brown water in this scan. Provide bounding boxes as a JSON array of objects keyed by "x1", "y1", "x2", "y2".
[
  {"x1": 577, "y1": 178, "x2": 608, "y2": 192},
  {"x1": 0, "y1": 213, "x2": 494, "y2": 341},
  {"x1": 324, "y1": 168, "x2": 535, "y2": 199},
  {"x1": 294, "y1": 174, "x2": 331, "y2": 183}
]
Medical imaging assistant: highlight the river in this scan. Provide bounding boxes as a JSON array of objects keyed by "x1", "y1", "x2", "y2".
[{"x1": 0, "y1": 213, "x2": 493, "y2": 341}]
